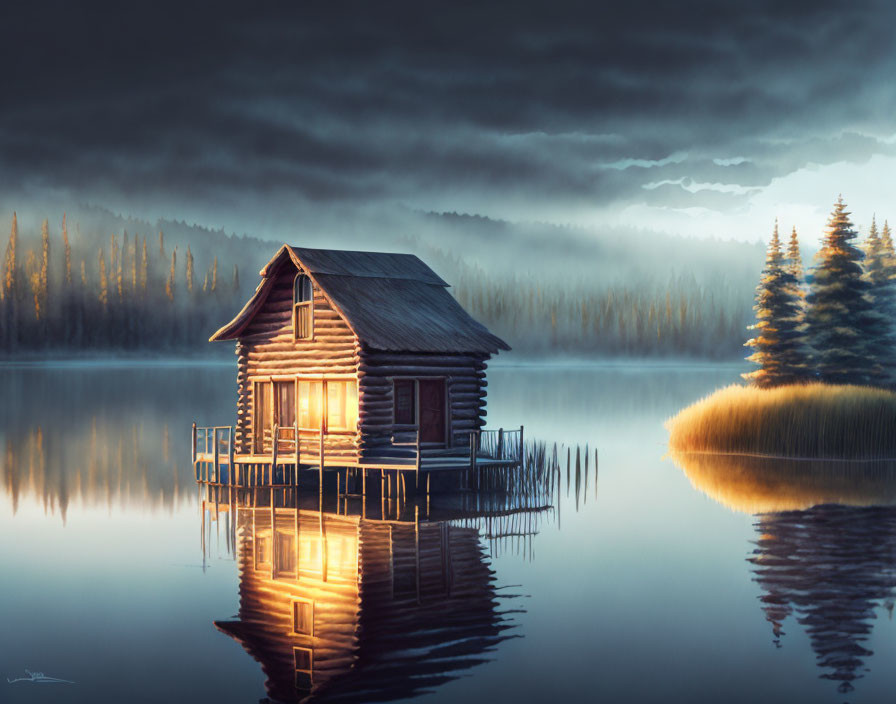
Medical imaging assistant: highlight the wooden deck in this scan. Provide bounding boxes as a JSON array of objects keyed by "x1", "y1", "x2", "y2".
[{"x1": 192, "y1": 424, "x2": 524, "y2": 481}]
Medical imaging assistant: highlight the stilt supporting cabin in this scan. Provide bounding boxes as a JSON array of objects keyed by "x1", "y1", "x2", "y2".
[{"x1": 193, "y1": 245, "x2": 519, "y2": 488}]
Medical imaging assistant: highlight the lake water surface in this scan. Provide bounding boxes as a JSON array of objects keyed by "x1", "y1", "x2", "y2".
[{"x1": 3, "y1": 360, "x2": 896, "y2": 703}]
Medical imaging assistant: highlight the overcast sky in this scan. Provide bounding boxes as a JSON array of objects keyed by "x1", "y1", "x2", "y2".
[{"x1": 2, "y1": 0, "x2": 895, "y2": 242}]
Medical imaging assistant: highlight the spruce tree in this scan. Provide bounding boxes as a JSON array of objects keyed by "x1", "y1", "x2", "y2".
[
  {"x1": 863, "y1": 216, "x2": 896, "y2": 385},
  {"x1": 743, "y1": 221, "x2": 808, "y2": 387},
  {"x1": 787, "y1": 226, "x2": 802, "y2": 278},
  {"x1": 805, "y1": 197, "x2": 888, "y2": 385}
]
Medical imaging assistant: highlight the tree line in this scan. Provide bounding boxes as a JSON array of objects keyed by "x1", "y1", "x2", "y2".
[
  {"x1": 744, "y1": 197, "x2": 896, "y2": 387},
  {"x1": 455, "y1": 271, "x2": 750, "y2": 358},
  {"x1": 0, "y1": 213, "x2": 245, "y2": 353}
]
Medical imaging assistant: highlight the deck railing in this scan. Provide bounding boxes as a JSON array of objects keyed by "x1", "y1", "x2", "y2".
[{"x1": 475, "y1": 426, "x2": 524, "y2": 464}]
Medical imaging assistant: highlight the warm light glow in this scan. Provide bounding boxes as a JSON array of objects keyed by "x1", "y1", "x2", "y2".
[{"x1": 298, "y1": 380, "x2": 358, "y2": 432}]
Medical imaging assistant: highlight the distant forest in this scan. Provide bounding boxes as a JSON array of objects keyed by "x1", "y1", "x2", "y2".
[{"x1": 0, "y1": 207, "x2": 759, "y2": 358}]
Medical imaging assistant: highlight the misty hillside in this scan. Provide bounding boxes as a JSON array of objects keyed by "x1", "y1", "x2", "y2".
[{"x1": 0, "y1": 203, "x2": 765, "y2": 358}]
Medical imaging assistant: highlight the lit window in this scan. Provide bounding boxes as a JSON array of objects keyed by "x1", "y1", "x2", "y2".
[
  {"x1": 292, "y1": 600, "x2": 313, "y2": 635},
  {"x1": 293, "y1": 274, "x2": 313, "y2": 340},
  {"x1": 327, "y1": 380, "x2": 358, "y2": 431},
  {"x1": 298, "y1": 380, "x2": 358, "y2": 432},
  {"x1": 298, "y1": 380, "x2": 323, "y2": 429}
]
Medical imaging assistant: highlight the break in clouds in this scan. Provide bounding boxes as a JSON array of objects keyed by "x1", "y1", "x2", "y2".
[{"x1": 2, "y1": 0, "x2": 896, "y2": 239}]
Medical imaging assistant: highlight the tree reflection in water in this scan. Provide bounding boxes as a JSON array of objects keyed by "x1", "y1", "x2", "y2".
[
  {"x1": 750, "y1": 505, "x2": 896, "y2": 694},
  {"x1": 672, "y1": 451, "x2": 896, "y2": 697}
]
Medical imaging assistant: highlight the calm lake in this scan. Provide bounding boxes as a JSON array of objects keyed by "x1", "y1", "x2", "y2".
[{"x1": 3, "y1": 360, "x2": 896, "y2": 703}]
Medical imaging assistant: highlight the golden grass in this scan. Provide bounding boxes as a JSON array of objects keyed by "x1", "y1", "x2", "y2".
[
  {"x1": 670, "y1": 450, "x2": 896, "y2": 514},
  {"x1": 666, "y1": 383, "x2": 896, "y2": 460}
]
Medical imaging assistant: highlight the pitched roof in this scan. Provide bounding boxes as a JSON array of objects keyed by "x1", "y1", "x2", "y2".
[{"x1": 210, "y1": 245, "x2": 510, "y2": 354}]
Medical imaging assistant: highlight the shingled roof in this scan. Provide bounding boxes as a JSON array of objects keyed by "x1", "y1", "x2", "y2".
[{"x1": 210, "y1": 245, "x2": 510, "y2": 355}]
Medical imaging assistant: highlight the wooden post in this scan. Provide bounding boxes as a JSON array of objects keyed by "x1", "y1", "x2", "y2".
[
  {"x1": 272, "y1": 424, "x2": 279, "y2": 479},
  {"x1": 191, "y1": 422, "x2": 197, "y2": 464},
  {"x1": 295, "y1": 420, "x2": 300, "y2": 470},
  {"x1": 213, "y1": 429, "x2": 220, "y2": 483},
  {"x1": 469, "y1": 431, "x2": 476, "y2": 472},
  {"x1": 416, "y1": 425, "x2": 422, "y2": 475},
  {"x1": 497, "y1": 428, "x2": 504, "y2": 460},
  {"x1": 229, "y1": 426, "x2": 235, "y2": 484},
  {"x1": 519, "y1": 425, "x2": 524, "y2": 468}
]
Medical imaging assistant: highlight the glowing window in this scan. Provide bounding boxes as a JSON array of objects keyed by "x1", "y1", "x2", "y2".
[
  {"x1": 298, "y1": 380, "x2": 323, "y2": 429},
  {"x1": 327, "y1": 381, "x2": 358, "y2": 431}
]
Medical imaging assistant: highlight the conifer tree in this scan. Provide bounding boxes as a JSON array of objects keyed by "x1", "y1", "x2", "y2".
[
  {"x1": 140, "y1": 236, "x2": 148, "y2": 293},
  {"x1": 211, "y1": 256, "x2": 218, "y2": 293},
  {"x1": 166, "y1": 248, "x2": 176, "y2": 301},
  {"x1": 158, "y1": 230, "x2": 165, "y2": 258},
  {"x1": 863, "y1": 216, "x2": 896, "y2": 385},
  {"x1": 98, "y1": 248, "x2": 108, "y2": 310},
  {"x1": 130, "y1": 237, "x2": 138, "y2": 290},
  {"x1": 805, "y1": 197, "x2": 888, "y2": 385},
  {"x1": 185, "y1": 246, "x2": 194, "y2": 294},
  {"x1": 39, "y1": 220, "x2": 49, "y2": 311},
  {"x1": 787, "y1": 226, "x2": 802, "y2": 278},
  {"x1": 62, "y1": 214, "x2": 72, "y2": 287},
  {"x1": 4, "y1": 212, "x2": 15, "y2": 298},
  {"x1": 232, "y1": 263, "x2": 239, "y2": 292},
  {"x1": 743, "y1": 221, "x2": 808, "y2": 387},
  {"x1": 25, "y1": 250, "x2": 40, "y2": 320}
]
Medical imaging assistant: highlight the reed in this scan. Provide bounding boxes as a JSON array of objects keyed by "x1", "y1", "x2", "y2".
[{"x1": 666, "y1": 383, "x2": 896, "y2": 460}]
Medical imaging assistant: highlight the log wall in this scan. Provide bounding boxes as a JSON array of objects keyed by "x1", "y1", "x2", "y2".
[
  {"x1": 236, "y1": 266, "x2": 361, "y2": 460},
  {"x1": 358, "y1": 350, "x2": 489, "y2": 460}
]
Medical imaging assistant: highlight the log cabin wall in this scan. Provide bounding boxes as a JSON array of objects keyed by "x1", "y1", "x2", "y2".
[
  {"x1": 357, "y1": 350, "x2": 489, "y2": 461},
  {"x1": 235, "y1": 264, "x2": 361, "y2": 461}
]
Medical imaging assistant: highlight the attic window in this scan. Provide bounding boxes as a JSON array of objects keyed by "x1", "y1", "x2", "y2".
[{"x1": 293, "y1": 274, "x2": 313, "y2": 340}]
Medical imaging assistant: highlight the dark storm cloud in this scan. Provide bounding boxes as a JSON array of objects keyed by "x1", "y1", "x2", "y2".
[{"x1": 2, "y1": 0, "x2": 895, "y2": 223}]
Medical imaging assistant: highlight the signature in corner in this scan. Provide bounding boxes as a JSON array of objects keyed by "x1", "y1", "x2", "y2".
[{"x1": 7, "y1": 670, "x2": 75, "y2": 684}]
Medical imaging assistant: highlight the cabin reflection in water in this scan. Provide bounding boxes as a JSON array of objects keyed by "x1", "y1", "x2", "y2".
[
  {"x1": 205, "y1": 487, "x2": 533, "y2": 703},
  {"x1": 672, "y1": 451, "x2": 896, "y2": 696}
]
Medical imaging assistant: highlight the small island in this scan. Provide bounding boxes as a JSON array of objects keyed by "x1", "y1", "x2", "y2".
[{"x1": 668, "y1": 197, "x2": 896, "y2": 460}]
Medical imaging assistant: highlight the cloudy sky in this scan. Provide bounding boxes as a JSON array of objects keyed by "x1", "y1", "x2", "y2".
[{"x1": 3, "y1": 0, "x2": 895, "y2": 242}]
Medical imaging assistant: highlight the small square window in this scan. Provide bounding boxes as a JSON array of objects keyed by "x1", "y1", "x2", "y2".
[
  {"x1": 293, "y1": 599, "x2": 313, "y2": 635},
  {"x1": 294, "y1": 646, "x2": 313, "y2": 672}
]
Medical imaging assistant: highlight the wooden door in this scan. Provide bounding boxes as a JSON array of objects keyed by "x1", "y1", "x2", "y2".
[{"x1": 418, "y1": 379, "x2": 446, "y2": 444}]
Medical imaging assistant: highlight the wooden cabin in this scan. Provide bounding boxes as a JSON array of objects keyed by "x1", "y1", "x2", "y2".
[{"x1": 201, "y1": 246, "x2": 518, "y2": 477}]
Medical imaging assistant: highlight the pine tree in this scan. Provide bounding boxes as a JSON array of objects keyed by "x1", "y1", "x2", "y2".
[
  {"x1": 185, "y1": 246, "x2": 194, "y2": 294},
  {"x1": 2, "y1": 213, "x2": 16, "y2": 302},
  {"x1": 39, "y1": 220, "x2": 49, "y2": 313},
  {"x1": 786, "y1": 226, "x2": 802, "y2": 278},
  {"x1": 130, "y1": 236, "x2": 138, "y2": 290},
  {"x1": 805, "y1": 197, "x2": 888, "y2": 385},
  {"x1": 158, "y1": 230, "x2": 165, "y2": 258},
  {"x1": 26, "y1": 250, "x2": 40, "y2": 320},
  {"x1": 140, "y1": 236, "x2": 148, "y2": 293},
  {"x1": 743, "y1": 221, "x2": 808, "y2": 387},
  {"x1": 863, "y1": 216, "x2": 896, "y2": 385},
  {"x1": 62, "y1": 214, "x2": 72, "y2": 287},
  {"x1": 166, "y1": 248, "x2": 176, "y2": 301},
  {"x1": 98, "y1": 248, "x2": 108, "y2": 310},
  {"x1": 211, "y1": 256, "x2": 218, "y2": 293},
  {"x1": 232, "y1": 263, "x2": 239, "y2": 292}
]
